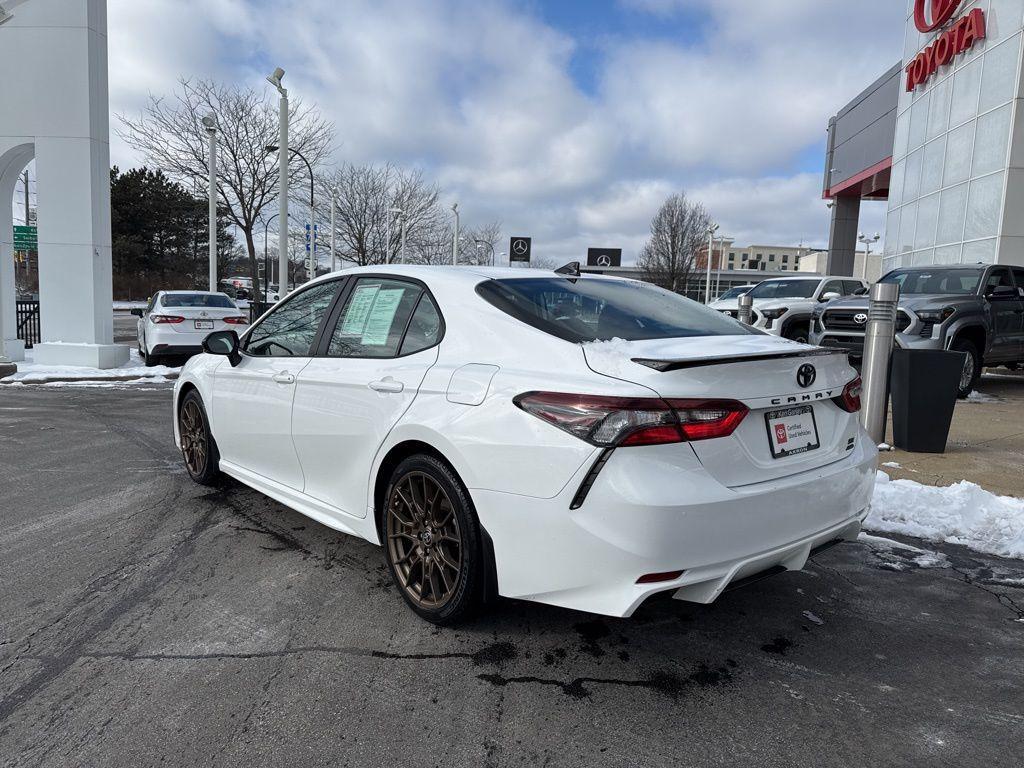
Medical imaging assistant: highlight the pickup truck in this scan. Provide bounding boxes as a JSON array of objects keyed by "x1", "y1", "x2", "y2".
[{"x1": 809, "y1": 263, "x2": 1024, "y2": 397}]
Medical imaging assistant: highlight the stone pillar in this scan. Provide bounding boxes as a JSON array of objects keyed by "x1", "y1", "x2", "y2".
[
  {"x1": 826, "y1": 195, "x2": 860, "y2": 277},
  {"x1": 0, "y1": 0, "x2": 127, "y2": 368},
  {"x1": 0, "y1": 143, "x2": 31, "y2": 363}
]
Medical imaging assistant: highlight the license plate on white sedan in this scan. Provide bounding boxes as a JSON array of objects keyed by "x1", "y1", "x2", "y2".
[
  {"x1": 765, "y1": 406, "x2": 820, "y2": 459},
  {"x1": 194, "y1": 320, "x2": 214, "y2": 330}
]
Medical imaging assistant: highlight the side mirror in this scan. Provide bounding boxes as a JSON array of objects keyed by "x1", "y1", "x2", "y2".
[
  {"x1": 202, "y1": 330, "x2": 241, "y2": 366},
  {"x1": 986, "y1": 284, "x2": 1017, "y2": 300},
  {"x1": 820, "y1": 292, "x2": 841, "y2": 302}
]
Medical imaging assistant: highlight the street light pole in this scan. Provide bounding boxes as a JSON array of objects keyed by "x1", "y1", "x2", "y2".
[
  {"x1": 330, "y1": 188, "x2": 337, "y2": 272},
  {"x1": 267, "y1": 67, "x2": 289, "y2": 296},
  {"x1": 400, "y1": 213, "x2": 408, "y2": 264},
  {"x1": 858, "y1": 232, "x2": 881, "y2": 280},
  {"x1": 705, "y1": 223, "x2": 719, "y2": 304},
  {"x1": 201, "y1": 114, "x2": 218, "y2": 292},
  {"x1": 451, "y1": 203, "x2": 460, "y2": 265}
]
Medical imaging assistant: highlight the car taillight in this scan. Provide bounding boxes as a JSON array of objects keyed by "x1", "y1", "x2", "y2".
[
  {"x1": 150, "y1": 314, "x2": 184, "y2": 324},
  {"x1": 223, "y1": 316, "x2": 248, "y2": 325},
  {"x1": 514, "y1": 392, "x2": 748, "y2": 447},
  {"x1": 834, "y1": 376, "x2": 862, "y2": 413}
]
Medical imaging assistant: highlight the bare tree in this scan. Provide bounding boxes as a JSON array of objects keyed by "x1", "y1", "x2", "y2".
[
  {"x1": 118, "y1": 79, "x2": 334, "y2": 298},
  {"x1": 319, "y1": 164, "x2": 442, "y2": 267},
  {"x1": 637, "y1": 192, "x2": 712, "y2": 294}
]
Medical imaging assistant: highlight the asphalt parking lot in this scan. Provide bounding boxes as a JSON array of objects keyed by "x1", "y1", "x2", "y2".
[{"x1": 1, "y1": 387, "x2": 1023, "y2": 767}]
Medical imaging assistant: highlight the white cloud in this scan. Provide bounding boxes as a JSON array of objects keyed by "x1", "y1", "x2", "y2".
[{"x1": 102, "y1": 0, "x2": 905, "y2": 265}]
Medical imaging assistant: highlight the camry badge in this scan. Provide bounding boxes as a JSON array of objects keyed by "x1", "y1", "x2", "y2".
[{"x1": 797, "y1": 364, "x2": 817, "y2": 389}]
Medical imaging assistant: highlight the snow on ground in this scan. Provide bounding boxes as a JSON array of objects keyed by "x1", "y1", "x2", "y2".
[
  {"x1": 113, "y1": 301, "x2": 147, "y2": 311},
  {"x1": 868, "y1": 471, "x2": 1024, "y2": 560},
  {"x1": 965, "y1": 390, "x2": 1001, "y2": 403},
  {"x1": 858, "y1": 533, "x2": 950, "y2": 570},
  {"x1": 2, "y1": 349, "x2": 180, "y2": 385},
  {"x1": 882, "y1": 461, "x2": 901, "y2": 469}
]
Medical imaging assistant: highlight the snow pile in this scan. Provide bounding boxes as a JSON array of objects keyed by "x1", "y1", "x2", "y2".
[
  {"x1": 3, "y1": 349, "x2": 181, "y2": 385},
  {"x1": 868, "y1": 471, "x2": 1024, "y2": 560},
  {"x1": 581, "y1": 337, "x2": 636, "y2": 377},
  {"x1": 965, "y1": 390, "x2": 1000, "y2": 403},
  {"x1": 859, "y1": 533, "x2": 950, "y2": 570}
]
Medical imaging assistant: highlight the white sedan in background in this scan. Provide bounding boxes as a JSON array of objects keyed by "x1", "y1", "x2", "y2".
[
  {"x1": 173, "y1": 266, "x2": 876, "y2": 624},
  {"x1": 134, "y1": 291, "x2": 248, "y2": 366}
]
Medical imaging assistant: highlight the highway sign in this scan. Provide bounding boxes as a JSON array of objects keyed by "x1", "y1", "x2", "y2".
[
  {"x1": 509, "y1": 236, "x2": 532, "y2": 264},
  {"x1": 13, "y1": 225, "x2": 37, "y2": 250}
]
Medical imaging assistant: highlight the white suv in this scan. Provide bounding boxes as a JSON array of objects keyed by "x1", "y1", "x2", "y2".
[{"x1": 713, "y1": 276, "x2": 868, "y2": 343}]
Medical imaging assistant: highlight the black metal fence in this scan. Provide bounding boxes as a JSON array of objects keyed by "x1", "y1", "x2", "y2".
[
  {"x1": 16, "y1": 301, "x2": 40, "y2": 349},
  {"x1": 248, "y1": 301, "x2": 273, "y2": 324}
]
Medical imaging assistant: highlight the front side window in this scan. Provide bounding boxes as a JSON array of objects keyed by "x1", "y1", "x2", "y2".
[
  {"x1": 747, "y1": 280, "x2": 819, "y2": 299},
  {"x1": 245, "y1": 281, "x2": 339, "y2": 357},
  {"x1": 476, "y1": 277, "x2": 752, "y2": 343},
  {"x1": 880, "y1": 268, "x2": 982, "y2": 295},
  {"x1": 821, "y1": 280, "x2": 845, "y2": 296},
  {"x1": 1012, "y1": 268, "x2": 1024, "y2": 296},
  {"x1": 327, "y1": 278, "x2": 423, "y2": 358},
  {"x1": 984, "y1": 267, "x2": 1014, "y2": 295}
]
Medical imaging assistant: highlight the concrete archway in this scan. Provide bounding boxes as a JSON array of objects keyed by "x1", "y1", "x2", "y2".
[
  {"x1": 0, "y1": 0, "x2": 127, "y2": 368},
  {"x1": 0, "y1": 142, "x2": 33, "y2": 362}
]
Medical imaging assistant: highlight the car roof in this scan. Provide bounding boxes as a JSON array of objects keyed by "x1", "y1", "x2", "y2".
[
  {"x1": 161, "y1": 290, "x2": 231, "y2": 296},
  {"x1": 301, "y1": 264, "x2": 630, "y2": 289}
]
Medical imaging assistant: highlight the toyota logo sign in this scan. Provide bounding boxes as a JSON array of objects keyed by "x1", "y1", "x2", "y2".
[
  {"x1": 914, "y1": 0, "x2": 961, "y2": 32},
  {"x1": 797, "y1": 364, "x2": 817, "y2": 389},
  {"x1": 854, "y1": 313, "x2": 868, "y2": 325}
]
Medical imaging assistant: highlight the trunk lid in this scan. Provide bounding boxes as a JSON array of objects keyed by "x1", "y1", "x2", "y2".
[{"x1": 582, "y1": 335, "x2": 861, "y2": 487}]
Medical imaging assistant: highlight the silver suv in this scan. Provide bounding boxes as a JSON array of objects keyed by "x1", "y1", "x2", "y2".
[{"x1": 810, "y1": 264, "x2": 1024, "y2": 396}]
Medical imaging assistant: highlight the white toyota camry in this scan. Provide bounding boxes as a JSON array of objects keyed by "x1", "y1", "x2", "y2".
[
  {"x1": 173, "y1": 265, "x2": 877, "y2": 624},
  {"x1": 135, "y1": 291, "x2": 249, "y2": 366}
]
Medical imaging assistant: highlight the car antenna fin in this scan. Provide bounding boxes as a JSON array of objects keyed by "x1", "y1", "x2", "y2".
[{"x1": 555, "y1": 261, "x2": 581, "y2": 278}]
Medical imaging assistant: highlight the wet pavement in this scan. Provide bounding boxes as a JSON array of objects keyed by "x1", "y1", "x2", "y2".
[{"x1": 1, "y1": 387, "x2": 1023, "y2": 767}]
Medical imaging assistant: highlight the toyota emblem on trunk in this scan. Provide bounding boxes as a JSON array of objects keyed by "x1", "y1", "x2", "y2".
[{"x1": 797, "y1": 364, "x2": 817, "y2": 389}]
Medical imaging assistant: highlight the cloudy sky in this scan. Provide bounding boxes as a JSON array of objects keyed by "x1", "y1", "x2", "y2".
[{"x1": 103, "y1": 0, "x2": 903, "y2": 264}]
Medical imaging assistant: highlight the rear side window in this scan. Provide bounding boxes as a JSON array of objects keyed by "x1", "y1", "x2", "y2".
[
  {"x1": 245, "y1": 281, "x2": 339, "y2": 357},
  {"x1": 476, "y1": 277, "x2": 752, "y2": 343},
  {"x1": 399, "y1": 294, "x2": 443, "y2": 356},
  {"x1": 327, "y1": 278, "x2": 422, "y2": 358}
]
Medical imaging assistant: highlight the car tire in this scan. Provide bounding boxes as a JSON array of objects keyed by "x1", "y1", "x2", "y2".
[
  {"x1": 178, "y1": 390, "x2": 221, "y2": 486},
  {"x1": 383, "y1": 455, "x2": 484, "y2": 625},
  {"x1": 784, "y1": 321, "x2": 810, "y2": 344},
  {"x1": 951, "y1": 338, "x2": 981, "y2": 398}
]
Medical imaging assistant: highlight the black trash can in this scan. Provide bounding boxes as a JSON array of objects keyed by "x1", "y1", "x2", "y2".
[{"x1": 889, "y1": 349, "x2": 966, "y2": 453}]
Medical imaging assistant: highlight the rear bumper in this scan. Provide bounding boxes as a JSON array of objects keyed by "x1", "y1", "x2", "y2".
[
  {"x1": 150, "y1": 343, "x2": 204, "y2": 357},
  {"x1": 471, "y1": 433, "x2": 877, "y2": 618}
]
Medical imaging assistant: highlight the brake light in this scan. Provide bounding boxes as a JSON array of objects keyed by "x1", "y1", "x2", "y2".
[
  {"x1": 834, "y1": 376, "x2": 862, "y2": 413},
  {"x1": 223, "y1": 316, "x2": 248, "y2": 325},
  {"x1": 514, "y1": 392, "x2": 748, "y2": 447},
  {"x1": 150, "y1": 314, "x2": 184, "y2": 324}
]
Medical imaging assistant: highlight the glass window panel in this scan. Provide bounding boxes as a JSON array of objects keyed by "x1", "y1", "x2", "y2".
[
  {"x1": 980, "y1": 35, "x2": 1022, "y2": 112},
  {"x1": 328, "y1": 278, "x2": 422, "y2": 358},
  {"x1": 908, "y1": 91, "x2": 930, "y2": 151},
  {"x1": 964, "y1": 172, "x2": 1005, "y2": 241},
  {"x1": 894, "y1": 113, "x2": 911, "y2": 162},
  {"x1": 921, "y1": 136, "x2": 946, "y2": 195},
  {"x1": 399, "y1": 294, "x2": 443, "y2": 356},
  {"x1": 245, "y1": 280, "x2": 339, "y2": 357},
  {"x1": 972, "y1": 102, "x2": 1012, "y2": 177},
  {"x1": 962, "y1": 238, "x2": 998, "y2": 264},
  {"x1": 937, "y1": 183, "x2": 969, "y2": 245},
  {"x1": 884, "y1": 208, "x2": 901, "y2": 256},
  {"x1": 926, "y1": 75, "x2": 952, "y2": 140},
  {"x1": 987, "y1": 2, "x2": 1024, "y2": 47},
  {"x1": 915, "y1": 193, "x2": 940, "y2": 249},
  {"x1": 949, "y1": 58, "x2": 983, "y2": 128},
  {"x1": 898, "y1": 200, "x2": 918, "y2": 254},
  {"x1": 904, "y1": 147, "x2": 924, "y2": 203},
  {"x1": 889, "y1": 159, "x2": 906, "y2": 208},
  {"x1": 933, "y1": 243, "x2": 963, "y2": 264},
  {"x1": 912, "y1": 248, "x2": 935, "y2": 266},
  {"x1": 943, "y1": 120, "x2": 976, "y2": 187},
  {"x1": 881, "y1": 256, "x2": 898, "y2": 276}
]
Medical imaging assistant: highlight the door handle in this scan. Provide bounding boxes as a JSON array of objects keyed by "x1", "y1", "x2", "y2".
[
  {"x1": 272, "y1": 371, "x2": 295, "y2": 385},
  {"x1": 368, "y1": 377, "x2": 404, "y2": 394}
]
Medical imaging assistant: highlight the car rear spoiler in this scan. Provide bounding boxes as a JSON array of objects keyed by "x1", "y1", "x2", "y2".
[{"x1": 632, "y1": 347, "x2": 846, "y2": 372}]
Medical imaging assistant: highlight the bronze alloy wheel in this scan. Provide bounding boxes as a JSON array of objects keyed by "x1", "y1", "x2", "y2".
[
  {"x1": 179, "y1": 399, "x2": 209, "y2": 477},
  {"x1": 387, "y1": 471, "x2": 463, "y2": 610}
]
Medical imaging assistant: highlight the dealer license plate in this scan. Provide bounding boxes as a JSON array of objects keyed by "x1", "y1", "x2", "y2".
[
  {"x1": 194, "y1": 320, "x2": 214, "y2": 330},
  {"x1": 765, "y1": 405, "x2": 820, "y2": 459}
]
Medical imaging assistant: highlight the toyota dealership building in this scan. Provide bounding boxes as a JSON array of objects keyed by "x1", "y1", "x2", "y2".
[{"x1": 824, "y1": 0, "x2": 1024, "y2": 276}]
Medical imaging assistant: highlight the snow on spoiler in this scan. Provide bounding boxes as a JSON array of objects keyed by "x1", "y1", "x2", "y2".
[{"x1": 632, "y1": 347, "x2": 846, "y2": 373}]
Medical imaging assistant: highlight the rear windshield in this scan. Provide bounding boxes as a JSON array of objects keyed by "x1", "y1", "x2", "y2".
[
  {"x1": 161, "y1": 294, "x2": 236, "y2": 308},
  {"x1": 880, "y1": 268, "x2": 982, "y2": 295},
  {"x1": 747, "y1": 279, "x2": 818, "y2": 299},
  {"x1": 476, "y1": 278, "x2": 753, "y2": 343}
]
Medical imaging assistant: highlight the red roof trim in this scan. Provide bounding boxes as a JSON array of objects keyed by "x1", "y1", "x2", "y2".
[{"x1": 824, "y1": 156, "x2": 893, "y2": 199}]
